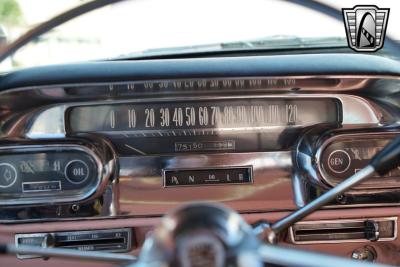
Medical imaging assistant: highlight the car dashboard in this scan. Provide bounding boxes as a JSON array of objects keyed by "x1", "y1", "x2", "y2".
[{"x1": 1, "y1": 53, "x2": 400, "y2": 265}]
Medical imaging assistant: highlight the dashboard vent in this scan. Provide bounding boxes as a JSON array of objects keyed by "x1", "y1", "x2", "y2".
[{"x1": 289, "y1": 217, "x2": 397, "y2": 244}]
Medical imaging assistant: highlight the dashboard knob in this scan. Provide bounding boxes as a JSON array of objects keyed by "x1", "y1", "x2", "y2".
[
  {"x1": 364, "y1": 220, "x2": 380, "y2": 241},
  {"x1": 41, "y1": 233, "x2": 56, "y2": 248},
  {"x1": 351, "y1": 246, "x2": 376, "y2": 262}
]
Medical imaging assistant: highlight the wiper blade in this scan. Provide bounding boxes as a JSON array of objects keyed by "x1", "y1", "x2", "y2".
[
  {"x1": 220, "y1": 35, "x2": 347, "y2": 49},
  {"x1": 114, "y1": 36, "x2": 348, "y2": 60}
]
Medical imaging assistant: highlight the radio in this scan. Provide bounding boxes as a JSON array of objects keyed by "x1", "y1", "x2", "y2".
[{"x1": 15, "y1": 228, "x2": 133, "y2": 259}]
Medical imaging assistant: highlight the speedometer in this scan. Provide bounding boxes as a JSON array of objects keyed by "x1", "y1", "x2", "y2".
[{"x1": 67, "y1": 97, "x2": 340, "y2": 155}]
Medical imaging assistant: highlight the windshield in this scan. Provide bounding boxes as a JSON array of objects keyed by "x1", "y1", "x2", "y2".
[{"x1": 1, "y1": 0, "x2": 399, "y2": 71}]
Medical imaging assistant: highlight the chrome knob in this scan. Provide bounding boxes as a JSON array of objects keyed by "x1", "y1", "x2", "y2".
[
  {"x1": 364, "y1": 220, "x2": 380, "y2": 241},
  {"x1": 351, "y1": 246, "x2": 376, "y2": 262}
]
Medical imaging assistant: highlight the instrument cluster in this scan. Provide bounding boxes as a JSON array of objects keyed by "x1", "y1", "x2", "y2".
[{"x1": 0, "y1": 75, "x2": 398, "y2": 221}]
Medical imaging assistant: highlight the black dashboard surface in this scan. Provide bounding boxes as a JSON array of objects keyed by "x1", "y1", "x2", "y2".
[{"x1": 1, "y1": 54, "x2": 400, "y2": 91}]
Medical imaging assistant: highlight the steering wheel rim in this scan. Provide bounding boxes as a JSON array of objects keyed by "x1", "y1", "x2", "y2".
[{"x1": 1, "y1": 0, "x2": 399, "y2": 64}]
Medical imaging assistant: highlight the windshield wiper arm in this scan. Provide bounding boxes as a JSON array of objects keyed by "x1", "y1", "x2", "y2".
[{"x1": 114, "y1": 36, "x2": 348, "y2": 60}]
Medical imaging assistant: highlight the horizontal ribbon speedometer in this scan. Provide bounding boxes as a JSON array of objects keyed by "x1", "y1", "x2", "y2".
[{"x1": 67, "y1": 97, "x2": 341, "y2": 155}]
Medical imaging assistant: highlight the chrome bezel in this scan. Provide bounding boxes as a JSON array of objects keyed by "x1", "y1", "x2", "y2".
[
  {"x1": 315, "y1": 131, "x2": 400, "y2": 190},
  {"x1": 0, "y1": 143, "x2": 112, "y2": 206},
  {"x1": 15, "y1": 228, "x2": 132, "y2": 259},
  {"x1": 22, "y1": 93, "x2": 382, "y2": 139},
  {"x1": 0, "y1": 75, "x2": 396, "y2": 218},
  {"x1": 162, "y1": 166, "x2": 254, "y2": 188},
  {"x1": 288, "y1": 217, "x2": 398, "y2": 244}
]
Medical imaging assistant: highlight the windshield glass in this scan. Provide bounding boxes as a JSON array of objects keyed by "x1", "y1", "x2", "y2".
[{"x1": 1, "y1": 0, "x2": 399, "y2": 71}]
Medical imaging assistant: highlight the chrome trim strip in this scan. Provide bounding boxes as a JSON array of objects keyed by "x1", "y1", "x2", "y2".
[
  {"x1": 26, "y1": 105, "x2": 67, "y2": 138},
  {"x1": 25, "y1": 94, "x2": 381, "y2": 139},
  {"x1": 338, "y1": 95, "x2": 381, "y2": 125},
  {"x1": 15, "y1": 228, "x2": 132, "y2": 259},
  {"x1": 288, "y1": 217, "x2": 397, "y2": 244},
  {"x1": 1, "y1": 75, "x2": 400, "y2": 96},
  {"x1": 161, "y1": 166, "x2": 254, "y2": 188},
  {"x1": 21, "y1": 181, "x2": 62, "y2": 193}
]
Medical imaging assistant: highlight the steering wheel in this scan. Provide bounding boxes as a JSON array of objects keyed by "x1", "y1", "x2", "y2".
[
  {"x1": 2, "y1": 200, "x2": 392, "y2": 267},
  {"x1": 126, "y1": 202, "x2": 387, "y2": 267},
  {"x1": 127, "y1": 131, "x2": 400, "y2": 266},
  {"x1": 0, "y1": 1, "x2": 400, "y2": 266}
]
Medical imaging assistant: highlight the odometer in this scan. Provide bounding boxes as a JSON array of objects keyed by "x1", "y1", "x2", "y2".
[{"x1": 67, "y1": 97, "x2": 340, "y2": 154}]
